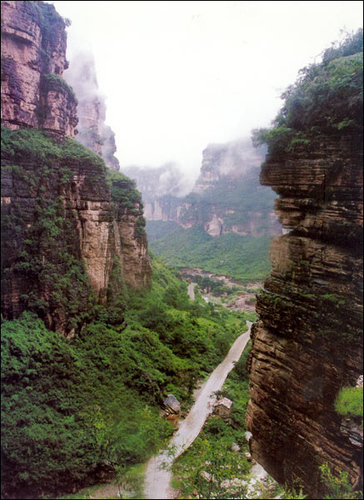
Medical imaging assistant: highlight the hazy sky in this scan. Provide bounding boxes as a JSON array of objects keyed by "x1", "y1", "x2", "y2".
[{"x1": 51, "y1": 1, "x2": 363, "y2": 180}]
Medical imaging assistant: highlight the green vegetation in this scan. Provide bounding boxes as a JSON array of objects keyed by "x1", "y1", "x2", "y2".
[
  {"x1": 33, "y1": 0, "x2": 68, "y2": 50},
  {"x1": 1, "y1": 126, "x2": 105, "y2": 168},
  {"x1": 1, "y1": 313, "x2": 97, "y2": 496},
  {"x1": 1, "y1": 127, "x2": 108, "y2": 333},
  {"x1": 146, "y1": 220, "x2": 180, "y2": 241},
  {"x1": 335, "y1": 387, "x2": 363, "y2": 418},
  {"x1": 6, "y1": 30, "x2": 362, "y2": 500},
  {"x1": 149, "y1": 225, "x2": 273, "y2": 282},
  {"x1": 1, "y1": 127, "x2": 149, "y2": 332},
  {"x1": 179, "y1": 176, "x2": 276, "y2": 229},
  {"x1": 1, "y1": 242, "x2": 250, "y2": 498},
  {"x1": 41, "y1": 73, "x2": 77, "y2": 102},
  {"x1": 106, "y1": 169, "x2": 145, "y2": 220},
  {"x1": 253, "y1": 29, "x2": 363, "y2": 155},
  {"x1": 320, "y1": 463, "x2": 362, "y2": 499},
  {"x1": 189, "y1": 274, "x2": 240, "y2": 297}
]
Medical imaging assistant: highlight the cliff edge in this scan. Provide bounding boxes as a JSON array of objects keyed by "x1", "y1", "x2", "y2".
[{"x1": 246, "y1": 31, "x2": 363, "y2": 496}]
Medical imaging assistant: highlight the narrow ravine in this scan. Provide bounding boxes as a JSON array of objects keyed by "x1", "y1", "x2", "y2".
[{"x1": 144, "y1": 321, "x2": 252, "y2": 499}]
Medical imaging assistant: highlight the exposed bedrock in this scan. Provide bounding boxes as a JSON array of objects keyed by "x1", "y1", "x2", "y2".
[
  {"x1": 1, "y1": 0, "x2": 77, "y2": 135},
  {"x1": 1, "y1": 1, "x2": 151, "y2": 334},
  {"x1": 246, "y1": 135, "x2": 363, "y2": 496}
]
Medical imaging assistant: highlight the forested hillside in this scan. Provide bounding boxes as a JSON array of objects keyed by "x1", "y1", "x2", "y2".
[
  {"x1": 149, "y1": 224, "x2": 274, "y2": 282},
  {"x1": 2, "y1": 251, "x2": 251, "y2": 498}
]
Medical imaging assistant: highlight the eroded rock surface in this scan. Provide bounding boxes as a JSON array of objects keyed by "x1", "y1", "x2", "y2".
[
  {"x1": 1, "y1": 0, "x2": 77, "y2": 135},
  {"x1": 64, "y1": 51, "x2": 120, "y2": 170},
  {"x1": 1, "y1": 1, "x2": 151, "y2": 333},
  {"x1": 246, "y1": 135, "x2": 363, "y2": 496}
]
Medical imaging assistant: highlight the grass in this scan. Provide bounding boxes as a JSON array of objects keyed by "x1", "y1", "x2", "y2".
[{"x1": 335, "y1": 387, "x2": 363, "y2": 418}]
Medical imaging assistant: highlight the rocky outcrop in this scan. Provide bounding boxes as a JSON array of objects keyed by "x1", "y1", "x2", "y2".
[
  {"x1": 64, "y1": 51, "x2": 120, "y2": 170},
  {"x1": 163, "y1": 394, "x2": 181, "y2": 415},
  {"x1": 1, "y1": 0, "x2": 77, "y2": 136},
  {"x1": 246, "y1": 135, "x2": 363, "y2": 496},
  {"x1": 1, "y1": 131, "x2": 151, "y2": 334}
]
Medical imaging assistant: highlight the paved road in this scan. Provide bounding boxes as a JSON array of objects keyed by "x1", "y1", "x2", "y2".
[{"x1": 144, "y1": 322, "x2": 252, "y2": 499}]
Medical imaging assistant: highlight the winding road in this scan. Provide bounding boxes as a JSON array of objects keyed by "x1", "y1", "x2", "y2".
[{"x1": 144, "y1": 321, "x2": 252, "y2": 499}]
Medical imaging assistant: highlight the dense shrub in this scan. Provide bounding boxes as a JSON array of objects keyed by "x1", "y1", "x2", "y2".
[
  {"x1": 252, "y1": 29, "x2": 363, "y2": 155},
  {"x1": 150, "y1": 225, "x2": 273, "y2": 281},
  {"x1": 1, "y1": 312, "x2": 96, "y2": 497},
  {"x1": 1, "y1": 250, "x2": 250, "y2": 498},
  {"x1": 335, "y1": 387, "x2": 363, "y2": 418}
]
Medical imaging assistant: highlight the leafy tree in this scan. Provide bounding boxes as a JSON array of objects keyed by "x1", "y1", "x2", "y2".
[{"x1": 1, "y1": 312, "x2": 96, "y2": 498}]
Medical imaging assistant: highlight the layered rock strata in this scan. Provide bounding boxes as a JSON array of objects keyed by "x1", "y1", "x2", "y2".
[
  {"x1": 1, "y1": 0, "x2": 77, "y2": 135},
  {"x1": 192, "y1": 139, "x2": 265, "y2": 193},
  {"x1": 1, "y1": 132, "x2": 151, "y2": 334},
  {"x1": 246, "y1": 135, "x2": 363, "y2": 496},
  {"x1": 1, "y1": 1, "x2": 151, "y2": 333}
]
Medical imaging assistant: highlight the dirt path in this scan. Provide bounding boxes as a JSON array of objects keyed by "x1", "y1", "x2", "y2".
[
  {"x1": 144, "y1": 322, "x2": 252, "y2": 499},
  {"x1": 187, "y1": 282, "x2": 195, "y2": 301}
]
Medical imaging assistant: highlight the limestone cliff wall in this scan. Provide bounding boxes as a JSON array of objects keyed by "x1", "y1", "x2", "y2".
[
  {"x1": 1, "y1": 1, "x2": 151, "y2": 333},
  {"x1": 246, "y1": 135, "x2": 363, "y2": 495},
  {"x1": 127, "y1": 141, "x2": 282, "y2": 238},
  {"x1": 192, "y1": 139, "x2": 265, "y2": 193},
  {"x1": 1, "y1": 0, "x2": 77, "y2": 135},
  {"x1": 1, "y1": 131, "x2": 151, "y2": 334}
]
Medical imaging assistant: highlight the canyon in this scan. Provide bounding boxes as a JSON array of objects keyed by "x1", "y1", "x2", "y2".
[{"x1": 1, "y1": 2, "x2": 362, "y2": 499}]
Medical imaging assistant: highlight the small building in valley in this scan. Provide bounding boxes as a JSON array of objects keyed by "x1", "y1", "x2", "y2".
[{"x1": 213, "y1": 397, "x2": 233, "y2": 418}]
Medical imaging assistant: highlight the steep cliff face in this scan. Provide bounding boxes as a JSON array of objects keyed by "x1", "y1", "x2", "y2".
[
  {"x1": 1, "y1": 128, "x2": 151, "y2": 335},
  {"x1": 64, "y1": 51, "x2": 121, "y2": 170},
  {"x1": 1, "y1": 1, "x2": 151, "y2": 334},
  {"x1": 179, "y1": 140, "x2": 280, "y2": 238},
  {"x1": 246, "y1": 31, "x2": 363, "y2": 495},
  {"x1": 192, "y1": 139, "x2": 265, "y2": 193},
  {"x1": 246, "y1": 135, "x2": 363, "y2": 495},
  {"x1": 127, "y1": 140, "x2": 281, "y2": 239},
  {"x1": 1, "y1": 0, "x2": 77, "y2": 135},
  {"x1": 125, "y1": 163, "x2": 190, "y2": 223}
]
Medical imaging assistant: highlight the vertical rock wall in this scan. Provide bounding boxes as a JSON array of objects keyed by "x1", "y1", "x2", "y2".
[
  {"x1": 246, "y1": 135, "x2": 363, "y2": 495},
  {"x1": 1, "y1": 0, "x2": 78, "y2": 135},
  {"x1": 1, "y1": 1, "x2": 152, "y2": 333}
]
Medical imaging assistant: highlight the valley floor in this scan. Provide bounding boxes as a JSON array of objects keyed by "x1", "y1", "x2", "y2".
[{"x1": 144, "y1": 325, "x2": 252, "y2": 499}]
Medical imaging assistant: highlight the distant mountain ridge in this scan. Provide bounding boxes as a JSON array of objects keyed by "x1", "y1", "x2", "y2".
[{"x1": 126, "y1": 138, "x2": 282, "y2": 238}]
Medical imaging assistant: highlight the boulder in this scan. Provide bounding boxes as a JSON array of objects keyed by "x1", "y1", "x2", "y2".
[{"x1": 163, "y1": 394, "x2": 181, "y2": 415}]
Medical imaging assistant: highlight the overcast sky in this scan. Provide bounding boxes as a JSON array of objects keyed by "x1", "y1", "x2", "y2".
[{"x1": 51, "y1": 1, "x2": 363, "y2": 181}]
